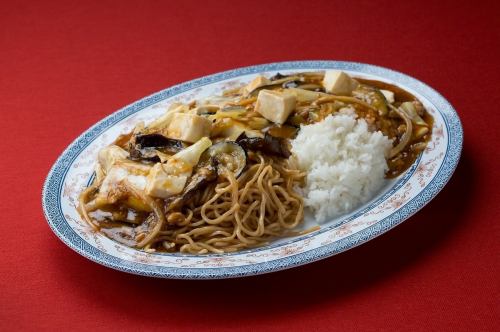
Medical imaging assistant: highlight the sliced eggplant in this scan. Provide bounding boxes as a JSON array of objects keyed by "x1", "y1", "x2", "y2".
[
  {"x1": 400, "y1": 102, "x2": 427, "y2": 126},
  {"x1": 353, "y1": 85, "x2": 388, "y2": 116},
  {"x1": 236, "y1": 132, "x2": 291, "y2": 158},
  {"x1": 199, "y1": 141, "x2": 247, "y2": 177},
  {"x1": 166, "y1": 160, "x2": 218, "y2": 212}
]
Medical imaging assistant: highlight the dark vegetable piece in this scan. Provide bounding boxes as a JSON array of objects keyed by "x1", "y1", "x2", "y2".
[
  {"x1": 135, "y1": 134, "x2": 183, "y2": 151},
  {"x1": 267, "y1": 125, "x2": 298, "y2": 139},
  {"x1": 247, "y1": 76, "x2": 301, "y2": 97},
  {"x1": 129, "y1": 134, "x2": 185, "y2": 162},
  {"x1": 100, "y1": 226, "x2": 137, "y2": 246},
  {"x1": 181, "y1": 163, "x2": 217, "y2": 201},
  {"x1": 236, "y1": 133, "x2": 291, "y2": 158},
  {"x1": 199, "y1": 142, "x2": 247, "y2": 177},
  {"x1": 129, "y1": 148, "x2": 158, "y2": 161},
  {"x1": 99, "y1": 213, "x2": 158, "y2": 247},
  {"x1": 166, "y1": 161, "x2": 218, "y2": 212},
  {"x1": 270, "y1": 72, "x2": 288, "y2": 81}
]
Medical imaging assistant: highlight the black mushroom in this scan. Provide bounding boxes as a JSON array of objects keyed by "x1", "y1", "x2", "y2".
[
  {"x1": 270, "y1": 72, "x2": 288, "y2": 81},
  {"x1": 236, "y1": 132, "x2": 291, "y2": 158},
  {"x1": 129, "y1": 133, "x2": 185, "y2": 162}
]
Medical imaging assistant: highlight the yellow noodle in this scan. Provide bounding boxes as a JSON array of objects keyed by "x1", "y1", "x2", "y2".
[{"x1": 79, "y1": 153, "x2": 305, "y2": 253}]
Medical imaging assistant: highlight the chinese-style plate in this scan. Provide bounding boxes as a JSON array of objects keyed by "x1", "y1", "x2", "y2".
[{"x1": 42, "y1": 61, "x2": 462, "y2": 279}]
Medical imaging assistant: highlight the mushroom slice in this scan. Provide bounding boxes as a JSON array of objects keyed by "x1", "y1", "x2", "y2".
[{"x1": 129, "y1": 133, "x2": 185, "y2": 162}]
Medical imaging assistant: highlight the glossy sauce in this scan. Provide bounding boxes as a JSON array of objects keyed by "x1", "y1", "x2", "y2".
[{"x1": 88, "y1": 74, "x2": 434, "y2": 249}]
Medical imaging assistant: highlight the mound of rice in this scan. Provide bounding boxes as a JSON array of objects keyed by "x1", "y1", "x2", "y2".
[{"x1": 291, "y1": 112, "x2": 392, "y2": 222}]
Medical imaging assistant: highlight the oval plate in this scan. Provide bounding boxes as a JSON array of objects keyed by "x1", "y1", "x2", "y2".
[{"x1": 42, "y1": 61, "x2": 463, "y2": 279}]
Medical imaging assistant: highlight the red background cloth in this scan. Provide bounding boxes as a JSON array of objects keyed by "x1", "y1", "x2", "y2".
[{"x1": 1, "y1": 0, "x2": 499, "y2": 331}]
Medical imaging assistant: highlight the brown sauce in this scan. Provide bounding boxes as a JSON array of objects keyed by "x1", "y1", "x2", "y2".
[
  {"x1": 88, "y1": 74, "x2": 434, "y2": 249},
  {"x1": 356, "y1": 78, "x2": 434, "y2": 178}
]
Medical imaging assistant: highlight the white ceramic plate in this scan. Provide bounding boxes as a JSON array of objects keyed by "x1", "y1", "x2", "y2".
[{"x1": 42, "y1": 61, "x2": 463, "y2": 279}]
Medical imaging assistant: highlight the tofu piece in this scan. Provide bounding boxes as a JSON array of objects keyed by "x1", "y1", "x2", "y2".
[
  {"x1": 145, "y1": 164, "x2": 188, "y2": 198},
  {"x1": 147, "y1": 103, "x2": 188, "y2": 131},
  {"x1": 255, "y1": 90, "x2": 296, "y2": 125},
  {"x1": 322, "y1": 70, "x2": 359, "y2": 95},
  {"x1": 145, "y1": 137, "x2": 212, "y2": 198},
  {"x1": 242, "y1": 75, "x2": 271, "y2": 96},
  {"x1": 97, "y1": 161, "x2": 150, "y2": 204},
  {"x1": 380, "y1": 89, "x2": 395, "y2": 104},
  {"x1": 98, "y1": 145, "x2": 129, "y2": 173},
  {"x1": 166, "y1": 113, "x2": 212, "y2": 143}
]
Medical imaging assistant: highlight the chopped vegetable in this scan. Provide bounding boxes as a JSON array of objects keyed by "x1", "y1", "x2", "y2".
[
  {"x1": 353, "y1": 85, "x2": 388, "y2": 116},
  {"x1": 145, "y1": 137, "x2": 212, "y2": 198},
  {"x1": 400, "y1": 102, "x2": 427, "y2": 126},
  {"x1": 388, "y1": 104, "x2": 413, "y2": 158},
  {"x1": 246, "y1": 76, "x2": 302, "y2": 97},
  {"x1": 129, "y1": 134, "x2": 185, "y2": 162},
  {"x1": 198, "y1": 141, "x2": 247, "y2": 177},
  {"x1": 237, "y1": 132, "x2": 291, "y2": 158},
  {"x1": 380, "y1": 89, "x2": 395, "y2": 104}
]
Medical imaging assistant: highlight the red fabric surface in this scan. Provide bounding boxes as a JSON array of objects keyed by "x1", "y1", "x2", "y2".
[{"x1": 1, "y1": 0, "x2": 499, "y2": 331}]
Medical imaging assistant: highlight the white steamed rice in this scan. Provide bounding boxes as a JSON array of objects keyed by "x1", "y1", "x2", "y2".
[{"x1": 291, "y1": 112, "x2": 393, "y2": 222}]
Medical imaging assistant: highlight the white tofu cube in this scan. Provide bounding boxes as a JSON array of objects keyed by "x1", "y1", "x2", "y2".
[
  {"x1": 322, "y1": 70, "x2": 359, "y2": 95},
  {"x1": 98, "y1": 145, "x2": 129, "y2": 173},
  {"x1": 97, "y1": 161, "x2": 150, "y2": 203},
  {"x1": 165, "y1": 113, "x2": 212, "y2": 143},
  {"x1": 145, "y1": 163, "x2": 188, "y2": 198},
  {"x1": 242, "y1": 75, "x2": 271, "y2": 95},
  {"x1": 255, "y1": 90, "x2": 296, "y2": 125},
  {"x1": 380, "y1": 89, "x2": 395, "y2": 104}
]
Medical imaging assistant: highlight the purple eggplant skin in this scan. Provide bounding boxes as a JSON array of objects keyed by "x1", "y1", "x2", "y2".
[{"x1": 236, "y1": 133, "x2": 291, "y2": 158}]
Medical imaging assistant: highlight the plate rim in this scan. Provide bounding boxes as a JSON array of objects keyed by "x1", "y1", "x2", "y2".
[{"x1": 42, "y1": 60, "x2": 463, "y2": 279}]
